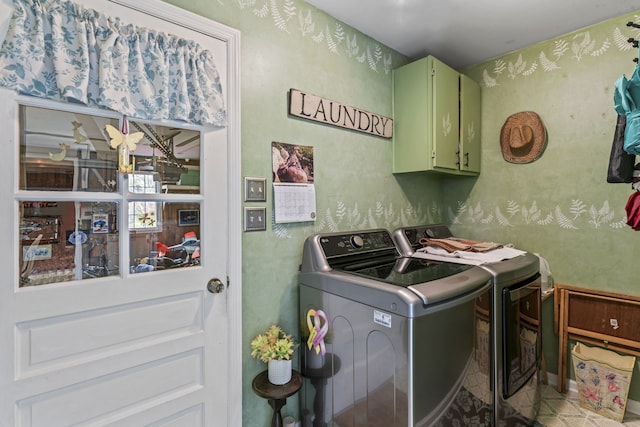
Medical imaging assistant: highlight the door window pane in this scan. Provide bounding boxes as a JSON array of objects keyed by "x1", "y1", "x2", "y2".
[
  {"x1": 20, "y1": 105, "x2": 201, "y2": 194},
  {"x1": 130, "y1": 202, "x2": 200, "y2": 273},
  {"x1": 20, "y1": 107, "x2": 119, "y2": 192},
  {"x1": 19, "y1": 201, "x2": 120, "y2": 286}
]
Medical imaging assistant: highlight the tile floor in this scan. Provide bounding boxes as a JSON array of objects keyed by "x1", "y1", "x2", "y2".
[{"x1": 537, "y1": 383, "x2": 640, "y2": 426}]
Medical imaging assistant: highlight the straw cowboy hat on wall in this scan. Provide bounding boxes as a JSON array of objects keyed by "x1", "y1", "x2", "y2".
[{"x1": 500, "y1": 111, "x2": 547, "y2": 163}]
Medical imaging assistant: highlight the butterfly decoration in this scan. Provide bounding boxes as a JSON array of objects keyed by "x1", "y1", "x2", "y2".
[
  {"x1": 105, "y1": 123, "x2": 144, "y2": 174},
  {"x1": 105, "y1": 124, "x2": 144, "y2": 152}
]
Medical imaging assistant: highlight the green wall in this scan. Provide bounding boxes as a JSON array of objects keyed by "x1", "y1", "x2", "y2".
[
  {"x1": 165, "y1": 0, "x2": 640, "y2": 421},
  {"x1": 163, "y1": 0, "x2": 444, "y2": 425},
  {"x1": 451, "y1": 11, "x2": 640, "y2": 399}
]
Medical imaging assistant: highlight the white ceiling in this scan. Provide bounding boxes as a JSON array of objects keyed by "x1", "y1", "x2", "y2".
[{"x1": 306, "y1": 0, "x2": 640, "y2": 69}]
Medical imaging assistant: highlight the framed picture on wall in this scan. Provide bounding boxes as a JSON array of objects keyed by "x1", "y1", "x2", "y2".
[
  {"x1": 178, "y1": 209, "x2": 199, "y2": 226},
  {"x1": 92, "y1": 213, "x2": 109, "y2": 234}
]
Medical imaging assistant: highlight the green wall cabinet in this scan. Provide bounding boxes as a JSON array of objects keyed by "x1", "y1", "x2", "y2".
[
  {"x1": 392, "y1": 56, "x2": 480, "y2": 176},
  {"x1": 460, "y1": 74, "x2": 481, "y2": 174}
]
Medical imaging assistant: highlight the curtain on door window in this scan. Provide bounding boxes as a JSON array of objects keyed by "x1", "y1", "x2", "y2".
[{"x1": 0, "y1": 0, "x2": 226, "y2": 126}]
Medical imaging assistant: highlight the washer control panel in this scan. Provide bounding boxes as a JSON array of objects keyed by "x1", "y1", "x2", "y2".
[{"x1": 319, "y1": 229, "x2": 395, "y2": 258}]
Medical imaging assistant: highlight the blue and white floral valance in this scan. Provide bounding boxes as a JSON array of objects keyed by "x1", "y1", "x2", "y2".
[{"x1": 0, "y1": 0, "x2": 226, "y2": 126}]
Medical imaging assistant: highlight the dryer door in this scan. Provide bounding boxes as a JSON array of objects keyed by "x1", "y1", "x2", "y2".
[{"x1": 502, "y1": 277, "x2": 542, "y2": 398}]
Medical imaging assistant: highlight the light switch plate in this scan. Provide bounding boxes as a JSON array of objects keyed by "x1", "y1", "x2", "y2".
[
  {"x1": 244, "y1": 207, "x2": 267, "y2": 231},
  {"x1": 244, "y1": 177, "x2": 267, "y2": 202}
]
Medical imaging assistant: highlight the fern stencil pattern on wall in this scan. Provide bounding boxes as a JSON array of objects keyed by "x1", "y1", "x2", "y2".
[
  {"x1": 271, "y1": 197, "x2": 630, "y2": 239},
  {"x1": 272, "y1": 200, "x2": 444, "y2": 239},
  {"x1": 447, "y1": 199, "x2": 627, "y2": 230},
  {"x1": 228, "y1": 0, "x2": 395, "y2": 74},
  {"x1": 480, "y1": 16, "x2": 640, "y2": 88},
  {"x1": 267, "y1": 162, "x2": 633, "y2": 237}
]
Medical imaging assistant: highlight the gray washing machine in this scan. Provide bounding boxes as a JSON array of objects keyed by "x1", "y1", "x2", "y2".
[
  {"x1": 393, "y1": 225, "x2": 542, "y2": 427},
  {"x1": 298, "y1": 229, "x2": 494, "y2": 427}
]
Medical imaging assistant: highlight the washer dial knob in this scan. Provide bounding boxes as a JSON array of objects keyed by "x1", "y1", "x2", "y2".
[{"x1": 350, "y1": 235, "x2": 364, "y2": 249}]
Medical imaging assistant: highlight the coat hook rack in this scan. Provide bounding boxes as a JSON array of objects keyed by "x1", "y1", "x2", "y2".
[{"x1": 627, "y1": 29, "x2": 640, "y2": 62}]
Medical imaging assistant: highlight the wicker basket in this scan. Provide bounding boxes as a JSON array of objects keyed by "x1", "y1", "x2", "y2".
[{"x1": 572, "y1": 342, "x2": 636, "y2": 422}]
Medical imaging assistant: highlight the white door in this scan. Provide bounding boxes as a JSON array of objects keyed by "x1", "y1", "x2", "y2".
[{"x1": 0, "y1": 1, "x2": 242, "y2": 426}]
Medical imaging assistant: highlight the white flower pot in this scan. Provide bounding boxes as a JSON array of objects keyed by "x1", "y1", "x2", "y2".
[{"x1": 268, "y1": 359, "x2": 292, "y2": 385}]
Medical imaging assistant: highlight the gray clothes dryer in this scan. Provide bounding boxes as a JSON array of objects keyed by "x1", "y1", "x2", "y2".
[{"x1": 393, "y1": 224, "x2": 542, "y2": 427}]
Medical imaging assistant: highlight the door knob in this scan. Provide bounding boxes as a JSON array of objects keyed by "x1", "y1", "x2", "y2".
[{"x1": 207, "y1": 278, "x2": 225, "y2": 294}]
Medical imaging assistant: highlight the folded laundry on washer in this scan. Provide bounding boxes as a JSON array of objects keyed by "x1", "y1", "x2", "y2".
[
  {"x1": 415, "y1": 245, "x2": 527, "y2": 264},
  {"x1": 419, "y1": 237, "x2": 502, "y2": 252}
]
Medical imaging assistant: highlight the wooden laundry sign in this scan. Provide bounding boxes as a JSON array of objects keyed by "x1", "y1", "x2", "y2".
[{"x1": 289, "y1": 89, "x2": 393, "y2": 138}]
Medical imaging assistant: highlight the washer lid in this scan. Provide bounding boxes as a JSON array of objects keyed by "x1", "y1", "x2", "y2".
[
  {"x1": 339, "y1": 256, "x2": 474, "y2": 288},
  {"x1": 337, "y1": 256, "x2": 485, "y2": 305}
]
